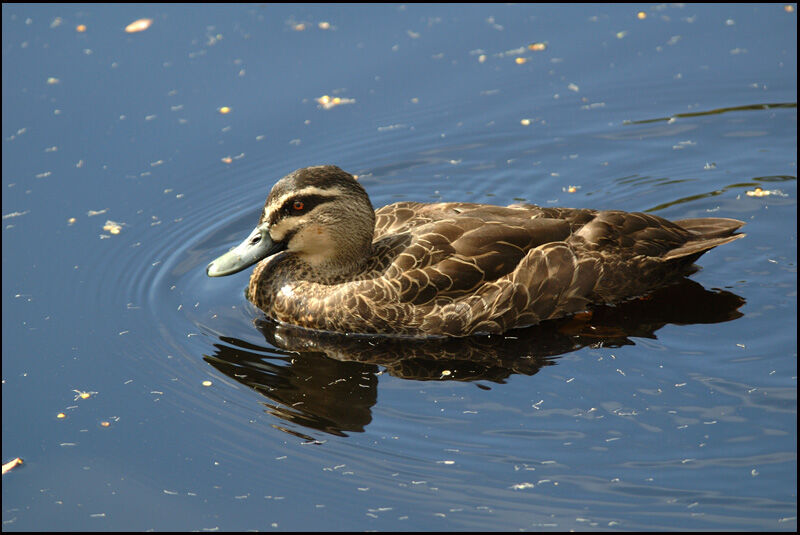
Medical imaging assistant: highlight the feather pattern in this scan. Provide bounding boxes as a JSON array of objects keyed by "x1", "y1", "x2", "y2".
[{"x1": 207, "y1": 166, "x2": 745, "y2": 337}]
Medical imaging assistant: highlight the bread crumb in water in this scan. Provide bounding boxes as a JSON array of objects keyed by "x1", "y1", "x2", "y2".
[{"x1": 125, "y1": 19, "x2": 153, "y2": 33}]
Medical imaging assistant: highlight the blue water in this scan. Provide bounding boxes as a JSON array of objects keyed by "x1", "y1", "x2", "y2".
[{"x1": 3, "y1": 4, "x2": 796, "y2": 531}]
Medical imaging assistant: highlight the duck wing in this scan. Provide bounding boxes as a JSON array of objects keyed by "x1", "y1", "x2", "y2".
[
  {"x1": 368, "y1": 203, "x2": 744, "y2": 336},
  {"x1": 376, "y1": 203, "x2": 571, "y2": 305},
  {"x1": 566, "y1": 211, "x2": 745, "y2": 259}
]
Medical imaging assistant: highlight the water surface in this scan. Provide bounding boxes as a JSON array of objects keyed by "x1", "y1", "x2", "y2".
[{"x1": 2, "y1": 4, "x2": 796, "y2": 531}]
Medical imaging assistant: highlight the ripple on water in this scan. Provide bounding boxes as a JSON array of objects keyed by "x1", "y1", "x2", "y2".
[{"x1": 70, "y1": 75, "x2": 793, "y2": 528}]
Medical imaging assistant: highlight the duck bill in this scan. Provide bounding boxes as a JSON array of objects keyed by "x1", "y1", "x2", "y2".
[{"x1": 206, "y1": 224, "x2": 285, "y2": 277}]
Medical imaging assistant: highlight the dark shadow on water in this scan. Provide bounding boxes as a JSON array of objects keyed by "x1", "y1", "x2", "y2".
[
  {"x1": 202, "y1": 278, "x2": 744, "y2": 438},
  {"x1": 622, "y1": 101, "x2": 796, "y2": 125}
]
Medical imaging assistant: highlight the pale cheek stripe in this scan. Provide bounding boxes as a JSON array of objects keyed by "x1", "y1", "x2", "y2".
[{"x1": 268, "y1": 216, "x2": 312, "y2": 241}]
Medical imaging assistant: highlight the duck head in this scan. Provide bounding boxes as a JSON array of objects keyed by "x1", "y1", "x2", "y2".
[{"x1": 206, "y1": 165, "x2": 376, "y2": 279}]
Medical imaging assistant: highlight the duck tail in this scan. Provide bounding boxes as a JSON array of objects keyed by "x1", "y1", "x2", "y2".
[
  {"x1": 674, "y1": 217, "x2": 745, "y2": 238},
  {"x1": 663, "y1": 218, "x2": 746, "y2": 261}
]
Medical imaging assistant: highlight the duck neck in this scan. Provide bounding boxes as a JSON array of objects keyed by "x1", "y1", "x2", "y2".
[{"x1": 293, "y1": 233, "x2": 375, "y2": 284}]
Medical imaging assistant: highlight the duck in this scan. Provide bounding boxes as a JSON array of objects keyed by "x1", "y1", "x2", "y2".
[{"x1": 207, "y1": 165, "x2": 745, "y2": 337}]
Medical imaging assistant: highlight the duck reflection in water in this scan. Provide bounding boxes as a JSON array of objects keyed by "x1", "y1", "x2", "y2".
[{"x1": 203, "y1": 278, "x2": 744, "y2": 439}]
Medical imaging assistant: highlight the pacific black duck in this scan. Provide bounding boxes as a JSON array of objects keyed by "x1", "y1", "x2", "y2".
[{"x1": 207, "y1": 165, "x2": 745, "y2": 337}]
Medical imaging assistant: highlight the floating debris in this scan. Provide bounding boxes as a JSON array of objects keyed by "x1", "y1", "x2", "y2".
[
  {"x1": 515, "y1": 57, "x2": 527, "y2": 65},
  {"x1": 125, "y1": 18, "x2": 153, "y2": 33},
  {"x1": 316, "y1": 95, "x2": 355, "y2": 110},
  {"x1": 218, "y1": 106, "x2": 231, "y2": 114},
  {"x1": 528, "y1": 42, "x2": 547, "y2": 51},
  {"x1": 202, "y1": 380, "x2": 213, "y2": 387},
  {"x1": 2, "y1": 458, "x2": 23, "y2": 475},
  {"x1": 103, "y1": 220, "x2": 123, "y2": 235},
  {"x1": 673, "y1": 140, "x2": 696, "y2": 150},
  {"x1": 76, "y1": 24, "x2": 87, "y2": 33},
  {"x1": 3, "y1": 211, "x2": 30, "y2": 220},
  {"x1": 637, "y1": 11, "x2": 647, "y2": 20},
  {"x1": 501, "y1": 46, "x2": 526, "y2": 57},
  {"x1": 520, "y1": 118, "x2": 531, "y2": 126},
  {"x1": 73, "y1": 389, "x2": 97, "y2": 400},
  {"x1": 746, "y1": 187, "x2": 787, "y2": 197},
  {"x1": 47, "y1": 77, "x2": 60, "y2": 85}
]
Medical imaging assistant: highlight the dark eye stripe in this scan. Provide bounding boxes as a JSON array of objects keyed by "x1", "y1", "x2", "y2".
[{"x1": 271, "y1": 194, "x2": 332, "y2": 224}]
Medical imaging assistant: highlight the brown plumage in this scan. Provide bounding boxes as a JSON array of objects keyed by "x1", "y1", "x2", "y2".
[{"x1": 207, "y1": 165, "x2": 745, "y2": 337}]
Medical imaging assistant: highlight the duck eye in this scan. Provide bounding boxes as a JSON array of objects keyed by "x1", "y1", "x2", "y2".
[{"x1": 292, "y1": 200, "x2": 304, "y2": 211}]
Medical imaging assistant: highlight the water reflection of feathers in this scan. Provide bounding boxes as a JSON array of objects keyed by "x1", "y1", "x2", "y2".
[{"x1": 203, "y1": 278, "x2": 744, "y2": 438}]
